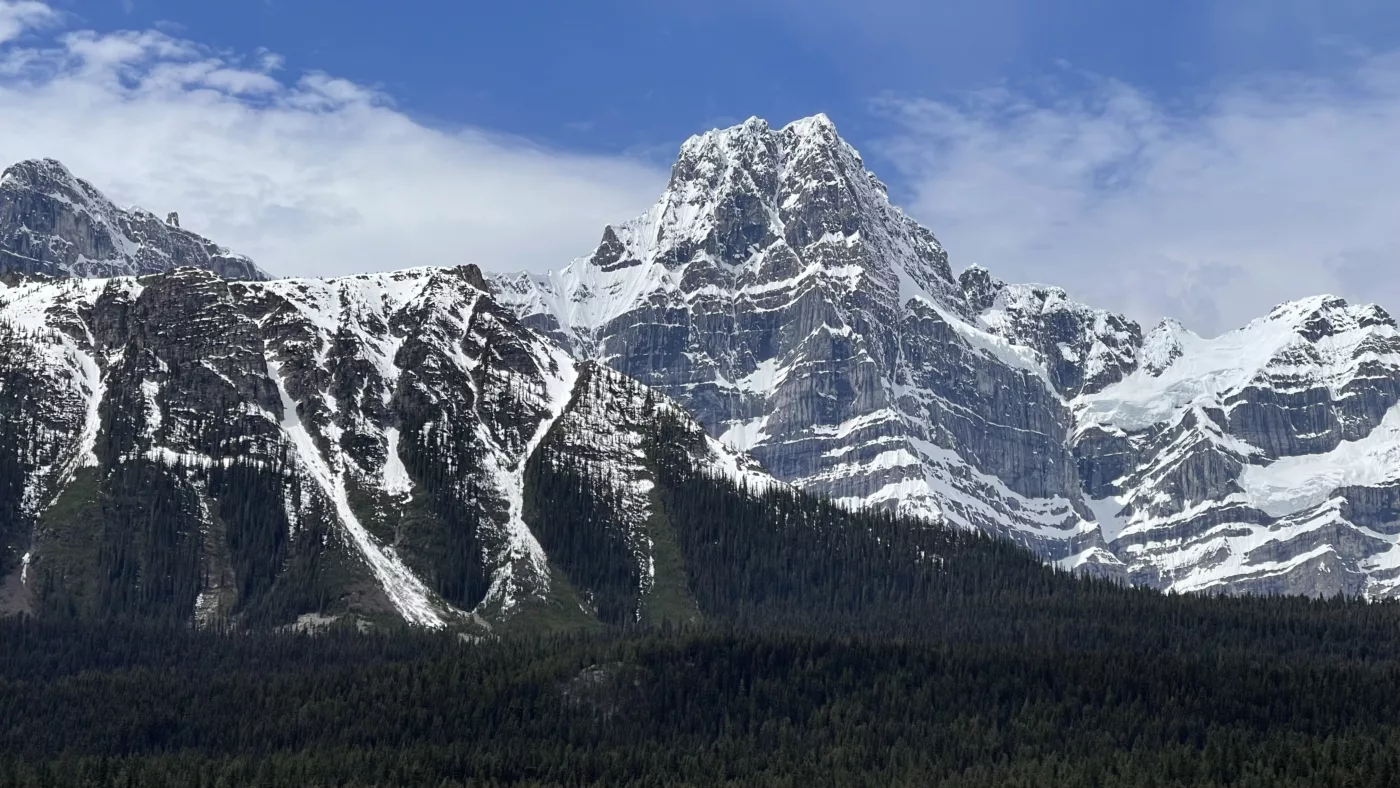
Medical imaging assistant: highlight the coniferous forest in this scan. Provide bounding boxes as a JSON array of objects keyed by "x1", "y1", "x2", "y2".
[{"x1": 5, "y1": 415, "x2": 1400, "y2": 787}]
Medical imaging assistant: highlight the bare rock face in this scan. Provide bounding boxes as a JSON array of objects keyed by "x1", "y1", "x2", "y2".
[
  {"x1": 0, "y1": 267, "x2": 766, "y2": 629},
  {"x1": 494, "y1": 114, "x2": 1400, "y2": 599},
  {"x1": 0, "y1": 159, "x2": 267, "y2": 281}
]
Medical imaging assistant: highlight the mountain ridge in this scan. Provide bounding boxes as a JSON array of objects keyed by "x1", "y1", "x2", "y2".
[
  {"x1": 7, "y1": 122, "x2": 1400, "y2": 602},
  {"x1": 0, "y1": 264, "x2": 774, "y2": 629}
]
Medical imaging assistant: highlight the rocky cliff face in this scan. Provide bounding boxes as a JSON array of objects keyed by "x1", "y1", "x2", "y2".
[
  {"x1": 493, "y1": 114, "x2": 1400, "y2": 598},
  {"x1": 1068, "y1": 296, "x2": 1400, "y2": 597},
  {"x1": 0, "y1": 159, "x2": 267, "y2": 281},
  {"x1": 0, "y1": 266, "x2": 768, "y2": 629},
  {"x1": 960, "y1": 266, "x2": 1142, "y2": 398}
]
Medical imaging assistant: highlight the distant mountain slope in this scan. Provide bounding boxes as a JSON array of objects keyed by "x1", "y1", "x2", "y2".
[
  {"x1": 1068, "y1": 295, "x2": 1400, "y2": 596},
  {"x1": 0, "y1": 159, "x2": 267, "y2": 281},
  {"x1": 493, "y1": 114, "x2": 1400, "y2": 598}
]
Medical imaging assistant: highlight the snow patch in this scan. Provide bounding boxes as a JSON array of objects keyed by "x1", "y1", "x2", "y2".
[
  {"x1": 1238, "y1": 401, "x2": 1400, "y2": 517},
  {"x1": 479, "y1": 345, "x2": 580, "y2": 615},
  {"x1": 1085, "y1": 496, "x2": 1131, "y2": 544},
  {"x1": 381, "y1": 427, "x2": 413, "y2": 498},
  {"x1": 139, "y1": 378, "x2": 161, "y2": 439}
]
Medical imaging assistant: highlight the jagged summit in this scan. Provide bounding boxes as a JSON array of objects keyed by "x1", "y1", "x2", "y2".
[
  {"x1": 1140, "y1": 318, "x2": 1189, "y2": 375},
  {"x1": 494, "y1": 114, "x2": 966, "y2": 353},
  {"x1": 675, "y1": 113, "x2": 839, "y2": 154},
  {"x1": 621, "y1": 114, "x2": 938, "y2": 282},
  {"x1": 1261, "y1": 294, "x2": 1395, "y2": 342},
  {"x1": 0, "y1": 158, "x2": 268, "y2": 281},
  {"x1": 2, "y1": 158, "x2": 87, "y2": 192},
  {"x1": 784, "y1": 111, "x2": 838, "y2": 134}
]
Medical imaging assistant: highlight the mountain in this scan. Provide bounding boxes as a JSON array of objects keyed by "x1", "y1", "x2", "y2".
[
  {"x1": 0, "y1": 265, "x2": 771, "y2": 629},
  {"x1": 0, "y1": 159, "x2": 267, "y2": 281},
  {"x1": 492, "y1": 115, "x2": 1083, "y2": 546},
  {"x1": 492, "y1": 114, "x2": 1400, "y2": 598}
]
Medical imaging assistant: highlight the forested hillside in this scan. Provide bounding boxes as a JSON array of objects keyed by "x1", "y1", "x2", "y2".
[
  {"x1": 5, "y1": 440, "x2": 1400, "y2": 786},
  {"x1": 4, "y1": 600, "x2": 1400, "y2": 786}
]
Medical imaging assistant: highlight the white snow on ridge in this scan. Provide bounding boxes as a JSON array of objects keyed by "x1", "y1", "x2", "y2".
[
  {"x1": 1077, "y1": 295, "x2": 1400, "y2": 434},
  {"x1": 1238, "y1": 402, "x2": 1400, "y2": 517},
  {"x1": 1173, "y1": 543, "x2": 1341, "y2": 595},
  {"x1": 701, "y1": 434, "x2": 780, "y2": 493},
  {"x1": 1057, "y1": 546, "x2": 1125, "y2": 572},
  {"x1": 822, "y1": 435, "x2": 1087, "y2": 536},
  {"x1": 492, "y1": 258, "x2": 676, "y2": 349}
]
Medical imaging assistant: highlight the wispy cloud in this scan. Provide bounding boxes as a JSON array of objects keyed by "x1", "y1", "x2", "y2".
[
  {"x1": 0, "y1": 0, "x2": 52, "y2": 44},
  {"x1": 0, "y1": 2, "x2": 666, "y2": 278},
  {"x1": 876, "y1": 56, "x2": 1400, "y2": 335}
]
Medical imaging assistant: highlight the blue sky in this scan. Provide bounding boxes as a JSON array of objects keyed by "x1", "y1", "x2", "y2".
[
  {"x1": 6, "y1": 0, "x2": 1400, "y2": 332},
  {"x1": 63, "y1": 0, "x2": 1400, "y2": 162}
]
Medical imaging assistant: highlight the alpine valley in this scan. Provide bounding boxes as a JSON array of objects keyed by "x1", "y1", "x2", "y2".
[{"x1": 3, "y1": 114, "x2": 1400, "y2": 633}]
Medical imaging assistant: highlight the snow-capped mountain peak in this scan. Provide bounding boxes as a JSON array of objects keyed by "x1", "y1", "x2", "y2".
[
  {"x1": 1140, "y1": 318, "x2": 1191, "y2": 375},
  {"x1": 493, "y1": 115, "x2": 1095, "y2": 551},
  {"x1": 494, "y1": 115, "x2": 966, "y2": 352}
]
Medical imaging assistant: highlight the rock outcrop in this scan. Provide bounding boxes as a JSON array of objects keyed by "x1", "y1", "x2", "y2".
[{"x1": 0, "y1": 159, "x2": 267, "y2": 281}]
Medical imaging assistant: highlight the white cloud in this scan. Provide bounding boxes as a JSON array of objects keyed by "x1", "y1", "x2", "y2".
[
  {"x1": 875, "y1": 55, "x2": 1400, "y2": 335},
  {"x1": 0, "y1": 2, "x2": 666, "y2": 278},
  {"x1": 0, "y1": 1, "x2": 51, "y2": 45}
]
